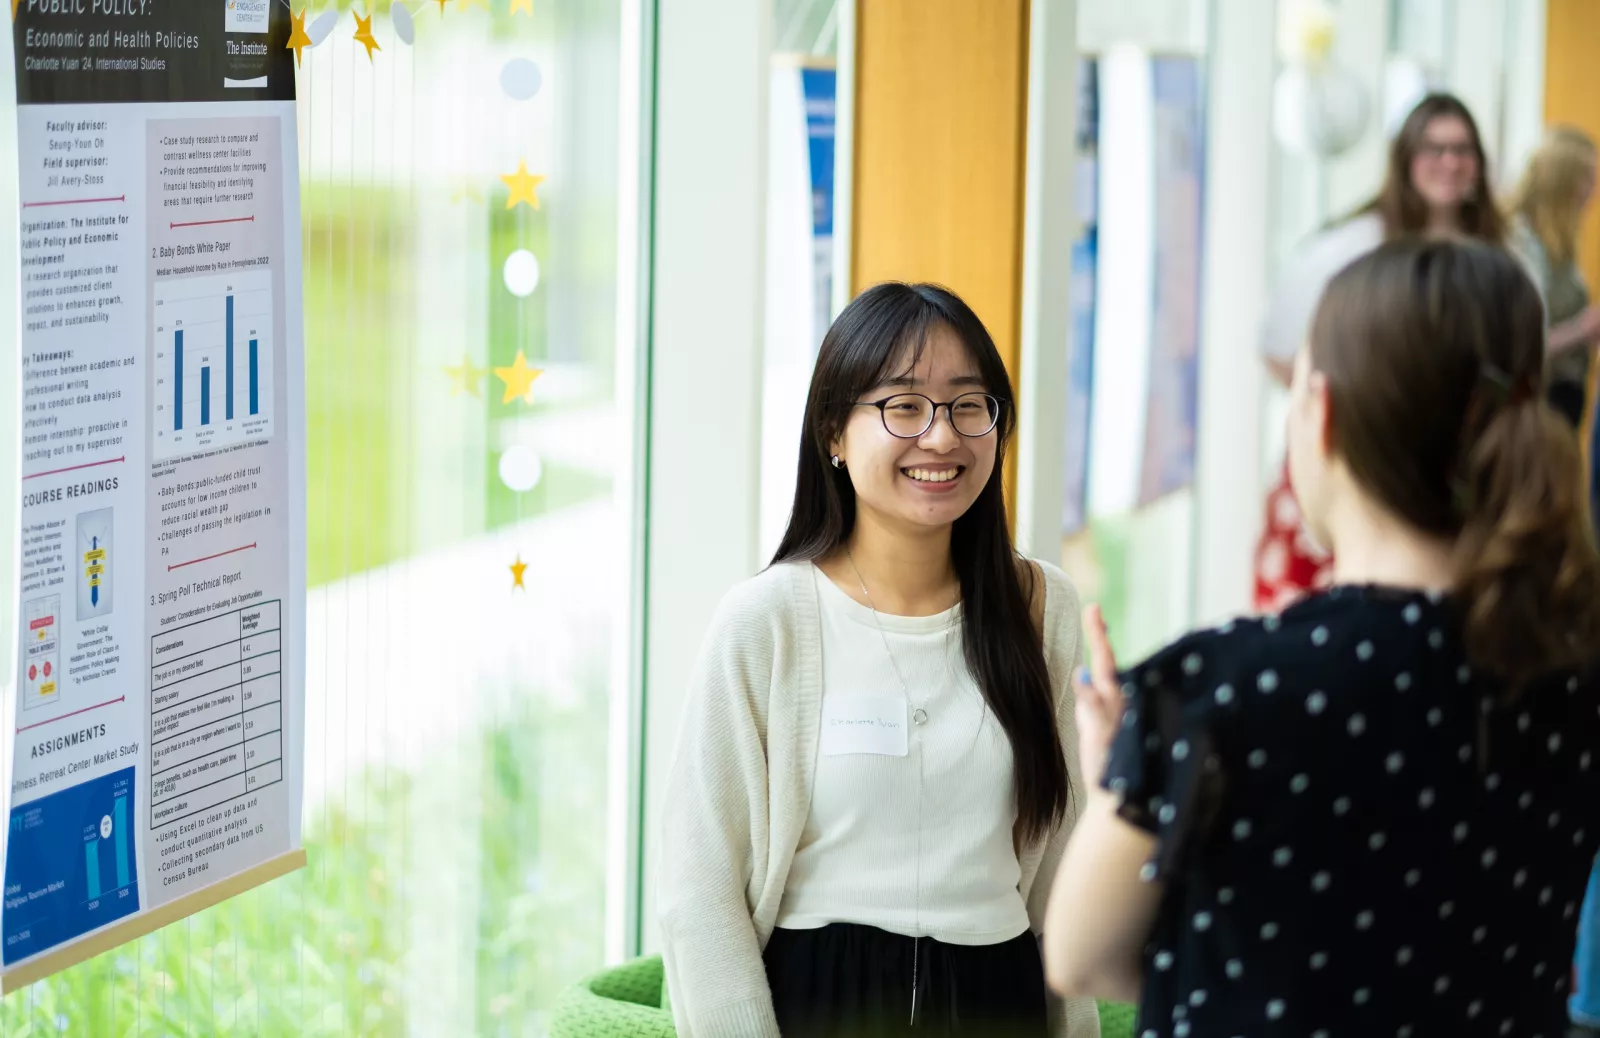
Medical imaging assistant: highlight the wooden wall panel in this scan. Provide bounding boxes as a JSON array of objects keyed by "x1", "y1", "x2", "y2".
[
  {"x1": 851, "y1": 0, "x2": 1031, "y2": 512},
  {"x1": 1545, "y1": 0, "x2": 1600, "y2": 293},
  {"x1": 1545, "y1": 0, "x2": 1600, "y2": 467}
]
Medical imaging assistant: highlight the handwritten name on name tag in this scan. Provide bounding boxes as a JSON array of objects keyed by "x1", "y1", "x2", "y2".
[{"x1": 821, "y1": 695, "x2": 909, "y2": 757}]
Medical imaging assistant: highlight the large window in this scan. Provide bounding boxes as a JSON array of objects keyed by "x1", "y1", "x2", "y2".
[{"x1": 1, "y1": 3, "x2": 641, "y2": 1033}]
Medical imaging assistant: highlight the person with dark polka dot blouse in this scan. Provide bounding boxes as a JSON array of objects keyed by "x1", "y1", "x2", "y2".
[{"x1": 1041, "y1": 239, "x2": 1600, "y2": 1038}]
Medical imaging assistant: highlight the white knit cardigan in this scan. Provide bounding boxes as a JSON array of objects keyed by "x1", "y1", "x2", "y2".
[{"x1": 657, "y1": 559, "x2": 1101, "y2": 1037}]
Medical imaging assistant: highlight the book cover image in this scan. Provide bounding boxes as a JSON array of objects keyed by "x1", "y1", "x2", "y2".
[{"x1": 76, "y1": 507, "x2": 114, "y2": 622}]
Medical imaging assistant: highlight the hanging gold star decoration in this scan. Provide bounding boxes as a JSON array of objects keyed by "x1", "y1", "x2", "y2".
[
  {"x1": 509, "y1": 0, "x2": 532, "y2": 14},
  {"x1": 501, "y1": 160, "x2": 546, "y2": 210},
  {"x1": 493, "y1": 351, "x2": 544, "y2": 405},
  {"x1": 353, "y1": 10, "x2": 381, "y2": 60},
  {"x1": 286, "y1": 8, "x2": 312, "y2": 65},
  {"x1": 509, "y1": 555, "x2": 528, "y2": 590},
  {"x1": 443, "y1": 355, "x2": 489, "y2": 397},
  {"x1": 434, "y1": 0, "x2": 447, "y2": 14}
]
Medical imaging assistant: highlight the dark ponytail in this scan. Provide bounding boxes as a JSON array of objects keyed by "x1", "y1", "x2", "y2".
[
  {"x1": 1453, "y1": 397, "x2": 1600, "y2": 691},
  {"x1": 1310, "y1": 239, "x2": 1600, "y2": 694}
]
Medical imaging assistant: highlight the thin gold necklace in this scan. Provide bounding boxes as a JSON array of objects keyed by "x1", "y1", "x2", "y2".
[{"x1": 842, "y1": 547, "x2": 960, "y2": 696}]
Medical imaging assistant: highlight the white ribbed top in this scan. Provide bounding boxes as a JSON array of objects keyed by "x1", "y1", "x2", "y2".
[{"x1": 774, "y1": 566, "x2": 1029, "y2": 943}]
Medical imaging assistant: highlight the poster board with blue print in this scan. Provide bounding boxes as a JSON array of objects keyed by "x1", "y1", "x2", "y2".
[
  {"x1": 1067, "y1": 51, "x2": 1205, "y2": 530},
  {"x1": 759, "y1": 56, "x2": 837, "y2": 562},
  {"x1": 1138, "y1": 56, "x2": 1205, "y2": 505},
  {"x1": 1062, "y1": 57, "x2": 1099, "y2": 536},
  {"x1": 801, "y1": 66, "x2": 836, "y2": 351}
]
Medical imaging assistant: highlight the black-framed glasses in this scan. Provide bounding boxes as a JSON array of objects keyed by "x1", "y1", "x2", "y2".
[
  {"x1": 854, "y1": 392, "x2": 1002, "y2": 439},
  {"x1": 1417, "y1": 141, "x2": 1477, "y2": 162}
]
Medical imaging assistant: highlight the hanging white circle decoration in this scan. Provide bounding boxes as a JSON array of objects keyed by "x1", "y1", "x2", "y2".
[
  {"x1": 500, "y1": 59, "x2": 543, "y2": 101},
  {"x1": 503, "y1": 249, "x2": 541, "y2": 297},
  {"x1": 307, "y1": 8, "x2": 341, "y2": 46},
  {"x1": 1273, "y1": 61, "x2": 1371, "y2": 160},
  {"x1": 391, "y1": 2, "x2": 416, "y2": 45},
  {"x1": 498, "y1": 446, "x2": 544, "y2": 492}
]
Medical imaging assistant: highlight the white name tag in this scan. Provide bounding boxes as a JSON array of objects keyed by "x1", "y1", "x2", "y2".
[{"x1": 820, "y1": 695, "x2": 909, "y2": 757}]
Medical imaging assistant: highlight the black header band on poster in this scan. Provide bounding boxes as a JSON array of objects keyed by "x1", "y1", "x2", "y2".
[{"x1": 11, "y1": 0, "x2": 296, "y2": 105}]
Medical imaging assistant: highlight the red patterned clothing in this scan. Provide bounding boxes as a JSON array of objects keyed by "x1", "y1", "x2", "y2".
[{"x1": 1253, "y1": 457, "x2": 1332, "y2": 613}]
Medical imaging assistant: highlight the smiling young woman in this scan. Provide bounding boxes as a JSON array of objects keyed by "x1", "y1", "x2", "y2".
[{"x1": 656, "y1": 283, "x2": 1100, "y2": 1038}]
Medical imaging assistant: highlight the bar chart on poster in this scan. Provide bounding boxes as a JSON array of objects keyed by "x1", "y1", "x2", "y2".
[
  {"x1": 2, "y1": 770, "x2": 141, "y2": 966},
  {"x1": 151, "y1": 271, "x2": 276, "y2": 462}
]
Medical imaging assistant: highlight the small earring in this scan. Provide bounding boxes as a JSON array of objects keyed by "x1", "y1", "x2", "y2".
[{"x1": 831, "y1": 455, "x2": 844, "y2": 469}]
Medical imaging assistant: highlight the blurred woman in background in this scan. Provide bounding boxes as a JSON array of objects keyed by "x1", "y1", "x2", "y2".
[
  {"x1": 1507, "y1": 126, "x2": 1600, "y2": 429},
  {"x1": 1045, "y1": 238, "x2": 1600, "y2": 1036},
  {"x1": 1253, "y1": 93, "x2": 1506, "y2": 613},
  {"x1": 1508, "y1": 117, "x2": 1600, "y2": 1038}
]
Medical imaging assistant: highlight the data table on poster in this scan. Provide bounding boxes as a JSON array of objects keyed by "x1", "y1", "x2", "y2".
[
  {"x1": 151, "y1": 270, "x2": 276, "y2": 463},
  {"x1": 149, "y1": 601, "x2": 284, "y2": 829}
]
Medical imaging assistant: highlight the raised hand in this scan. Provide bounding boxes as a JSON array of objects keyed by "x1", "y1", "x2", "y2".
[{"x1": 1074, "y1": 603, "x2": 1124, "y2": 788}]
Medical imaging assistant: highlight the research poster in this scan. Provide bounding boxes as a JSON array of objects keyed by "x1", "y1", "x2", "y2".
[
  {"x1": 5, "y1": 0, "x2": 305, "y2": 979},
  {"x1": 1137, "y1": 56, "x2": 1205, "y2": 506},
  {"x1": 1061, "y1": 56, "x2": 1098, "y2": 537},
  {"x1": 800, "y1": 65, "x2": 835, "y2": 351},
  {"x1": 757, "y1": 57, "x2": 836, "y2": 561}
]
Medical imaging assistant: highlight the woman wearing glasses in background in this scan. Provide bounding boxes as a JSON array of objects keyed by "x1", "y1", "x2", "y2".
[
  {"x1": 658, "y1": 283, "x2": 1099, "y2": 1038},
  {"x1": 1253, "y1": 93, "x2": 1506, "y2": 614}
]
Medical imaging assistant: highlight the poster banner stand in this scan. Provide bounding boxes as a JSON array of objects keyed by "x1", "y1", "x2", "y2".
[
  {"x1": 1, "y1": 5, "x2": 21, "y2": 937},
  {"x1": 3, "y1": 0, "x2": 307, "y2": 990}
]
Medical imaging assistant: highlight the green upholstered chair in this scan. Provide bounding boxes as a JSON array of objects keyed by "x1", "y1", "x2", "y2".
[
  {"x1": 1095, "y1": 999, "x2": 1137, "y2": 1038},
  {"x1": 550, "y1": 955, "x2": 675, "y2": 1038},
  {"x1": 551, "y1": 954, "x2": 1137, "y2": 1038}
]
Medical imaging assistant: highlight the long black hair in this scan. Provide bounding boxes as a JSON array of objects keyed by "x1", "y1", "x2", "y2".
[{"x1": 770, "y1": 282, "x2": 1071, "y2": 842}]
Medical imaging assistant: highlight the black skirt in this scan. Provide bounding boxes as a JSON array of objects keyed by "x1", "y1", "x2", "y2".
[{"x1": 762, "y1": 923, "x2": 1049, "y2": 1038}]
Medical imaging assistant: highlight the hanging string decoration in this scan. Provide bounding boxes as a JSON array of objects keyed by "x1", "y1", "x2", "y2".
[{"x1": 285, "y1": 0, "x2": 553, "y2": 583}]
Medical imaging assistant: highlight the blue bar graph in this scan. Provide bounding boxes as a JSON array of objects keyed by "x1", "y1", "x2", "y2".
[
  {"x1": 113, "y1": 795, "x2": 128, "y2": 889},
  {"x1": 4, "y1": 768, "x2": 140, "y2": 964},
  {"x1": 84, "y1": 839, "x2": 100, "y2": 900},
  {"x1": 152, "y1": 275, "x2": 272, "y2": 461},
  {"x1": 225, "y1": 295, "x2": 234, "y2": 421},
  {"x1": 174, "y1": 331, "x2": 184, "y2": 431}
]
